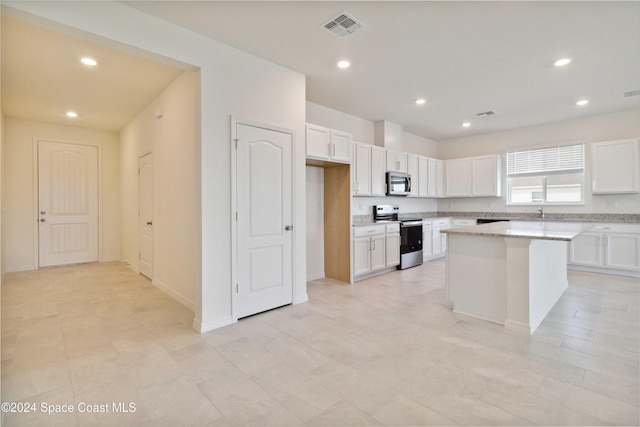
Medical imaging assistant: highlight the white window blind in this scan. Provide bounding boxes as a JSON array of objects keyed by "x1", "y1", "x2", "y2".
[{"x1": 507, "y1": 143, "x2": 584, "y2": 176}]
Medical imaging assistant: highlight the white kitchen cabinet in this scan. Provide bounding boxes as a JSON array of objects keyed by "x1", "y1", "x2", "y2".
[
  {"x1": 472, "y1": 155, "x2": 502, "y2": 196},
  {"x1": 371, "y1": 146, "x2": 386, "y2": 196},
  {"x1": 352, "y1": 142, "x2": 371, "y2": 196},
  {"x1": 353, "y1": 224, "x2": 400, "y2": 281},
  {"x1": 386, "y1": 149, "x2": 408, "y2": 173},
  {"x1": 605, "y1": 233, "x2": 640, "y2": 270},
  {"x1": 407, "y1": 154, "x2": 420, "y2": 197},
  {"x1": 305, "y1": 123, "x2": 351, "y2": 163},
  {"x1": 352, "y1": 143, "x2": 386, "y2": 196},
  {"x1": 569, "y1": 232, "x2": 603, "y2": 267},
  {"x1": 417, "y1": 157, "x2": 445, "y2": 198},
  {"x1": 430, "y1": 158, "x2": 445, "y2": 197},
  {"x1": 385, "y1": 223, "x2": 400, "y2": 267},
  {"x1": 445, "y1": 155, "x2": 502, "y2": 197},
  {"x1": 568, "y1": 224, "x2": 640, "y2": 276},
  {"x1": 353, "y1": 236, "x2": 373, "y2": 276},
  {"x1": 418, "y1": 157, "x2": 429, "y2": 197},
  {"x1": 370, "y1": 234, "x2": 387, "y2": 271},
  {"x1": 431, "y1": 218, "x2": 450, "y2": 258},
  {"x1": 445, "y1": 158, "x2": 471, "y2": 197},
  {"x1": 591, "y1": 139, "x2": 639, "y2": 194},
  {"x1": 422, "y1": 221, "x2": 433, "y2": 260}
]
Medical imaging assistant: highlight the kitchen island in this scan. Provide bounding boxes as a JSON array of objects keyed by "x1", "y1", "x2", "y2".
[{"x1": 441, "y1": 221, "x2": 591, "y2": 334}]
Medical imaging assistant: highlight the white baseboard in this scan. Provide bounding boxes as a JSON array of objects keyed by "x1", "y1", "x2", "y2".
[
  {"x1": 306, "y1": 272, "x2": 325, "y2": 281},
  {"x1": 100, "y1": 256, "x2": 121, "y2": 263},
  {"x1": 5, "y1": 264, "x2": 36, "y2": 273},
  {"x1": 120, "y1": 258, "x2": 139, "y2": 273},
  {"x1": 194, "y1": 316, "x2": 234, "y2": 333},
  {"x1": 152, "y1": 278, "x2": 195, "y2": 311},
  {"x1": 568, "y1": 264, "x2": 640, "y2": 278},
  {"x1": 504, "y1": 319, "x2": 533, "y2": 335},
  {"x1": 293, "y1": 293, "x2": 309, "y2": 304}
]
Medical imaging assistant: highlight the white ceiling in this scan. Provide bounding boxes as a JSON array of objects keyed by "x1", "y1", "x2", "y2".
[
  {"x1": 123, "y1": 0, "x2": 640, "y2": 141},
  {"x1": 1, "y1": 15, "x2": 185, "y2": 131},
  {"x1": 2, "y1": 2, "x2": 639, "y2": 140}
]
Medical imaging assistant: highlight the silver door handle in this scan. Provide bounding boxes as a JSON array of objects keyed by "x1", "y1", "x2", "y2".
[
  {"x1": 147, "y1": 221, "x2": 153, "y2": 226},
  {"x1": 285, "y1": 225, "x2": 294, "y2": 231}
]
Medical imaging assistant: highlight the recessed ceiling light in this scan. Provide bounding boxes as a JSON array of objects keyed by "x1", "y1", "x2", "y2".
[
  {"x1": 415, "y1": 98, "x2": 426, "y2": 105},
  {"x1": 66, "y1": 111, "x2": 78, "y2": 118},
  {"x1": 337, "y1": 60, "x2": 351, "y2": 69},
  {"x1": 576, "y1": 99, "x2": 589, "y2": 106},
  {"x1": 81, "y1": 57, "x2": 97, "y2": 66},
  {"x1": 554, "y1": 58, "x2": 571, "y2": 67},
  {"x1": 462, "y1": 122, "x2": 471, "y2": 128}
]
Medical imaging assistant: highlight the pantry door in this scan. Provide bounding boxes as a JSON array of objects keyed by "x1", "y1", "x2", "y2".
[
  {"x1": 38, "y1": 140, "x2": 99, "y2": 267},
  {"x1": 235, "y1": 122, "x2": 293, "y2": 319}
]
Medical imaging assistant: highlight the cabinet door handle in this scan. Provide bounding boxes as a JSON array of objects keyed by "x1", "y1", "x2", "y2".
[
  {"x1": 332, "y1": 144, "x2": 336, "y2": 157},
  {"x1": 327, "y1": 143, "x2": 331, "y2": 156}
]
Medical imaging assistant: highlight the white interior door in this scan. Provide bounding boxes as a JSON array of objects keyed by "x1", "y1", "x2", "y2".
[
  {"x1": 38, "y1": 140, "x2": 98, "y2": 267},
  {"x1": 236, "y1": 123, "x2": 293, "y2": 319},
  {"x1": 139, "y1": 153, "x2": 153, "y2": 279}
]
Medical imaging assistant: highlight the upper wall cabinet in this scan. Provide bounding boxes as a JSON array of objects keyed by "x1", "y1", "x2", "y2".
[
  {"x1": 445, "y1": 158, "x2": 472, "y2": 197},
  {"x1": 386, "y1": 149, "x2": 408, "y2": 173},
  {"x1": 352, "y1": 143, "x2": 386, "y2": 197},
  {"x1": 352, "y1": 143, "x2": 371, "y2": 196},
  {"x1": 591, "y1": 138, "x2": 639, "y2": 194},
  {"x1": 445, "y1": 154, "x2": 502, "y2": 197},
  {"x1": 306, "y1": 123, "x2": 351, "y2": 164}
]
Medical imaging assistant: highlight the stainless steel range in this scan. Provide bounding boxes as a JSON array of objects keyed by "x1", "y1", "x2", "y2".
[
  {"x1": 398, "y1": 218, "x2": 423, "y2": 270},
  {"x1": 373, "y1": 205, "x2": 423, "y2": 270}
]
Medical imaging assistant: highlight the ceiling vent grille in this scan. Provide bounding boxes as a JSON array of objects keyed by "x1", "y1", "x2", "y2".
[
  {"x1": 323, "y1": 12, "x2": 364, "y2": 37},
  {"x1": 477, "y1": 110, "x2": 497, "y2": 117},
  {"x1": 623, "y1": 90, "x2": 640, "y2": 98}
]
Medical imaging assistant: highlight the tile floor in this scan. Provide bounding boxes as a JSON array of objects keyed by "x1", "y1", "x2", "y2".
[{"x1": 1, "y1": 260, "x2": 638, "y2": 426}]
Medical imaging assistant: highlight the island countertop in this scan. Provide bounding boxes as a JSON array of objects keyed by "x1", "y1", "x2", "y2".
[{"x1": 441, "y1": 220, "x2": 592, "y2": 241}]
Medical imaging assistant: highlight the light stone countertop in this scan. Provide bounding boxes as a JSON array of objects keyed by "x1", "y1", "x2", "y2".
[{"x1": 440, "y1": 221, "x2": 593, "y2": 241}]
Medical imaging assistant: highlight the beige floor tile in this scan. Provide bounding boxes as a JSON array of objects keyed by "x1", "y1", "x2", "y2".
[
  {"x1": 536, "y1": 376, "x2": 640, "y2": 425},
  {"x1": 2, "y1": 261, "x2": 638, "y2": 426},
  {"x1": 306, "y1": 399, "x2": 383, "y2": 426}
]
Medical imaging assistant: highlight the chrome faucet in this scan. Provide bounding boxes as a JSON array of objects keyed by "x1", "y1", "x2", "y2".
[{"x1": 538, "y1": 207, "x2": 545, "y2": 219}]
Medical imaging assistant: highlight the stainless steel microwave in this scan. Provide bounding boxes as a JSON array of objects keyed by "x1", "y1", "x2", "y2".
[{"x1": 386, "y1": 171, "x2": 411, "y2": 196}]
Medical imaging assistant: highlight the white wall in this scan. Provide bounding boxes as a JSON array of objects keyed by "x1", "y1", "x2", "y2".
[
  {"x1": 120, "y1": 71, "x2": 197, "y2": 309},
  {"x1": 6, "y1": 1, "x2": 307, "y2": 332},
  {"x1": 438, "y1": 109, "x2": 640, "y2": 214},
  {"x1": 305, "y1": 166, "x2": 324, "y2": 281},
  {"x1": 306, "y1": 102, "x2": 375, "y2": 144},
  {"x1": 2, "y1": 118, "x2": 121, "y2": 272}
]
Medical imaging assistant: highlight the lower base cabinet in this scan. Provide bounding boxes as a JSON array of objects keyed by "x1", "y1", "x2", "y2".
[
  {"x1": 353, "y1": 223, "x2": 400, "y2": 281},
  {"x1": 569, "y1": 224, "x2": 640, "y2": 275}
]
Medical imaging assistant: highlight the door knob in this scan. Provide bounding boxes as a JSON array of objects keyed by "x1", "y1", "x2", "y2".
[
  {"x1": 40, "y1": 211, "x2": 46, "y2": 215},
  {"x1": 285, "y1": 225, "x2": 294, "y2": 231},
  {"x1": 146, "y1": 221, "x2": 153, "y2": 226},
  {"x1": 40, "y1": 218, "x2": 46, "y2": 222}
]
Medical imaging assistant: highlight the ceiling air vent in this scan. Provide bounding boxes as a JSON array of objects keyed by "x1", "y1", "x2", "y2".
[
  {"x1": 623, "y1": 90, "x2": 640, "y2": 98},
  {"x1": 477, "y1": 110, "x2": 497, "y2": 117},
  {"x1": 323, "y1": 12, "x2": 364, "y2": 37}
]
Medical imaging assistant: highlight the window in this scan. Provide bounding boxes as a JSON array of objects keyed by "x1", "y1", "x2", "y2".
[{"x1": 507, "y1": 143, "x2": 584, "y2": 205}]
